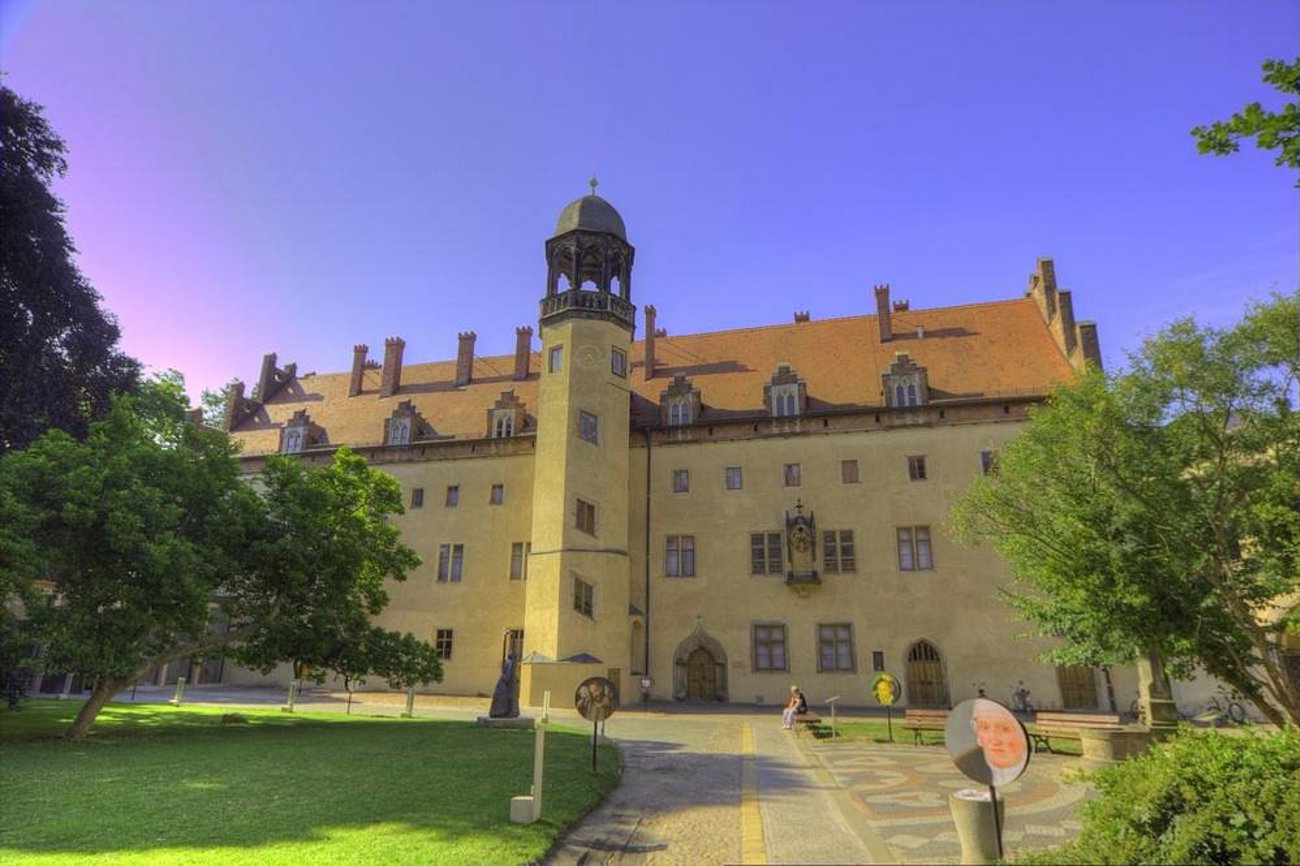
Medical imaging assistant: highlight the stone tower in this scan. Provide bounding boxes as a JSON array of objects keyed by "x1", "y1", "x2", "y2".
[{"x1": 521, "y1": 183, "x2": 637, "y2": 704}]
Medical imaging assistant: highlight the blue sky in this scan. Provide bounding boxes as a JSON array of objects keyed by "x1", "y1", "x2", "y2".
[{"x1": 3, "y1": 0, "x2": 1297, "y2": 401}]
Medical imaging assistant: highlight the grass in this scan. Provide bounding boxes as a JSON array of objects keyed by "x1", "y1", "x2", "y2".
[
  {"x1": 809, "y1": 717, "x2": 1084, "y2": 755},
  {"x1": 0, "y1": 700, "x2": 619, "y2": 865}
]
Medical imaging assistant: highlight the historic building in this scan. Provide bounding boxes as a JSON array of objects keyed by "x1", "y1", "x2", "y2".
[{"x1": 217, "y1": 190, "x2": 1139, "y2": 712}]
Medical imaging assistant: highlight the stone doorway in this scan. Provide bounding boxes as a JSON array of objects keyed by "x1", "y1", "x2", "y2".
[
  {"x1": 672, "y1": 621, "x2": 728, "y2": 702},
  {"x1": 1057, "y1": 664, "x2": 1099, "y2": 709}
]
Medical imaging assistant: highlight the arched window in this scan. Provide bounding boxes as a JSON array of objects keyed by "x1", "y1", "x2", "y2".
[{"x1": 388, "y1": 417, "x2": 411, "y2": 445}]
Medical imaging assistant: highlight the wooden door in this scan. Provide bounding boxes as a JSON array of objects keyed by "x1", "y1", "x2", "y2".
[
  {"x1": 906, "y1": 641, "x2": 948, "y2": 707},
  {"x1": 686, "y1": 647, "x2": 716, "y2": 701},
  {"x1": 1057, "y1": 664, "x2": 1099, "y2": 709}
]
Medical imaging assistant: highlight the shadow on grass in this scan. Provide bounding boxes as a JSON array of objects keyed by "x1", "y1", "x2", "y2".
[{"x1": 0, "y1": 701, "x2": 618, "y2": 863}]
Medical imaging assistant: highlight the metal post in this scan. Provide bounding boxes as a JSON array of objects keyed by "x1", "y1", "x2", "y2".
[{"x1": 989, "y1": 784, "x2": 1004, "y2": 861}]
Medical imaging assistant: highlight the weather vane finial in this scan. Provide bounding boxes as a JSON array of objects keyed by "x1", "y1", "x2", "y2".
[{"x1": 588, "y1": 175, "x2": 599, "y2": 196}]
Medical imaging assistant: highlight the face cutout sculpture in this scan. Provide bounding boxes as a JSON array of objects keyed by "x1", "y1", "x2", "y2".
[{"x1": 945, "y1": 697, "x2": 1030, "y2": 787}]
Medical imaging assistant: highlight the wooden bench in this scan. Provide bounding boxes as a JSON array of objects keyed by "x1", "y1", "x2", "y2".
[
  {"x1": 900, "y1": 708, "x2": 950, "y2": 745},
  {"x1": 1028, "y1": 710, "x2": 1122, "y2": 753},
  {"x1": 792, "y1": 710, "x2": 823, "y2": 736}
]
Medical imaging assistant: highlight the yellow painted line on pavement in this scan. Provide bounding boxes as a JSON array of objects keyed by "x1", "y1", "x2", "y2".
[{"x1": 740, "y1": 722, "x2": 767, "y2": 865}]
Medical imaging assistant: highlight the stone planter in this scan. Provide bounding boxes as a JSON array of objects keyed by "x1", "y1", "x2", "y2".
[
  {"x1": 1078, "y1": 726, "x2": 1171, "y2": 767},
  {"x1": 949, "y1": 789, "x2": 1005, "y2": 865}
]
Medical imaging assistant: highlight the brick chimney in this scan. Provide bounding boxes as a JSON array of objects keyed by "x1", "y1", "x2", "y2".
[
  {"x1": 380, "y1": 337, "x2": 405, "y2": 397},
  {"x1": 455, "y1": 331, "x2": 476, "y2": 386},
  {"x1": 349, "y1": 344, "x2": 368, "y2": 397},
  {"x1": 513, "y1": 326, "x2": 532, "y2": 380},
  {"x1": 644, "y1": 305, "x2": 657, "y2": 380},
  {"x1": 874, "y1": 284, "x2": 892, "y2": 342},
  {"x1": 1078, "y1": 321, "x2": 1102, "y2": 370}
]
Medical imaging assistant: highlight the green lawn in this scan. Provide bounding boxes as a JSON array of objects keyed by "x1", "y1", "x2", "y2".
[
  {"x1": 0, "y1": 700, "x2": 619, "y2": 865},
  {"x1": 810, "y1": 717, "x2": 1083, "y2": 755}
]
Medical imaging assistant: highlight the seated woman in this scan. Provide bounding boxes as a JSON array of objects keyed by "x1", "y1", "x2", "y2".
[{"x1": 781, "y1": 685, "x2": 807, "y2": 729}]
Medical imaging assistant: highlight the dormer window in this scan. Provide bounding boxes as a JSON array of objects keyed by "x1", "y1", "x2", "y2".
[
  {"x1": 280, "y1": 408, "x2": 322, "y2": 453},
  {"x1": 384, "y1": 399, "x2": 432, "y2": 446},
  {"x1": 883, "y1": 353, "x2": 929, "y2": 408},
  {"x1": 764, "y1": 364, "x2": 806, "y2": 418},
  {"x1": 486, "y1": 390, "x2": 527, "y2": 439},
  {"x1": 660, "y1": 373, "x2": 701, "y2": 428}
]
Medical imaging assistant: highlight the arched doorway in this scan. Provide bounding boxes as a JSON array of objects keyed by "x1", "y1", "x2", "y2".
[
  {"x1": 672, "y1": 622, "x2": 728, "y2": 702},
  {"x1": 906, "y1": 640, "x2": 949, "y2": 707}
]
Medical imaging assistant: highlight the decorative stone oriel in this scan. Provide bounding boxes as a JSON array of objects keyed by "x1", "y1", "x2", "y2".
[{"x1": 785, "y1": 499, "x2": 820, "y2": 588}]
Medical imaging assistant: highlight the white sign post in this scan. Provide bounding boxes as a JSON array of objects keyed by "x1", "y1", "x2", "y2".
[{"x1": 510, "y1": 689, "x2": 550, "y2": 824}]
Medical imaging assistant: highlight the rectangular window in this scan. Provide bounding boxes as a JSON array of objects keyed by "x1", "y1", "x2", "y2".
[
  {"x1": 437, "y1": 543, "x2": 464, "y2": 582},
  {"x1": 783, "y1": 463, "x2": 802, "y2": 487},
  {"x1": 671, "y1": 469, "x2": 689, "y2": 493},
  {"x1": 980, "y1": 450, "x2": 998, "y2": 475},
  {"x1": 665, "y1": 535, "x2": 696, "y2": 577},
  {"x1": 818, "y1": 624, "x2": 855, "y2": 672},
  {"x1": 897, "y1": 526, "x2": 934, "y2": 571},
  {"x1": 822, "y1": 530, "x2": 857, "y2": 573},
  {"x1": 435, "y1": 628, "x2": 453, "y2": 660},
  {"x1": 841, "y1": 459, "x2": 859, "y2": 484},
  {"x1": 410, "y1": 487, "x2": 424, "y2": 508},
  {"x1": 445, "y1": 485, "x2": 459, "y2": 507},
  {"x1": 611, "y1": 347, "x2": 627, "y2": 377},
  {"x1": 752, "y1": 624, "x2": 788, "y2": 671},
  {"x1": 750, "y1": 531, "x2": 784, "y2": 575},
  {"x1": 725, "y1": 466, "x2": 743, "y2": 490},
  {"x1": 872, "y1": 651, "x2": 885, "y2": 672},
  {"x1": 548, "y1": 345, "x2": 563, "y2": 373},
  {"x1": 578, "y1": 410, "x2": 599, "y2": 444},
  {"x1": 908, "y1": 455, "x2": 927, "y2": 481},
  {"x1": 576, "y1": 498, "x2": 597, "y2": 536},
  {"x1": 573, "y1": 576, "x2": 594, "y2": 618},
  {"x1": 510, "y1": 541, "x2": 530, "y2": 580},
  {"x1": 489, "y1": 483, "x2": 504, "y2": 505}
]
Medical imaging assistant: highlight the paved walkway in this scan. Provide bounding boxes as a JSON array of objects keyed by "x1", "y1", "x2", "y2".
[{"x1": 109, "y1": 687, "x2": 1091, "y2": 864}]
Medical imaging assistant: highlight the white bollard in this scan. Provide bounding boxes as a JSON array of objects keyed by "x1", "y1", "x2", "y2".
[{"x1": 169, "y1": 676, "x2": 186, "y2": 706}]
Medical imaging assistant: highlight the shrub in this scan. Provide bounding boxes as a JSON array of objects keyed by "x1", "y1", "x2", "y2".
[{"x1": 1017, "y1": 727, "x2": 1300, "y2": 865}]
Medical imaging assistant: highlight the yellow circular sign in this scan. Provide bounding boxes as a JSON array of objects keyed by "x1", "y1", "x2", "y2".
[{"x1": 870, "y1": 672, "x2": 901, "y2": 706}]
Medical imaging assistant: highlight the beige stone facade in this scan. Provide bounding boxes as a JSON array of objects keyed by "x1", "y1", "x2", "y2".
[{"x1": 222, "y1": 193, "x2": 1141, "y2": 712}]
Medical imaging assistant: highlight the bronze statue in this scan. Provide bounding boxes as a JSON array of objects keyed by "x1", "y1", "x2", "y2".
[{"x1": 488, "y1": 653, "x2": 519, "y2": 718}]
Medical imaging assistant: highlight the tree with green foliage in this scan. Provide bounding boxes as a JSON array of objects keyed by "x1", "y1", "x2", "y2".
[
  {"x1": 0, "y1": 375, "x2": 437, "y2": 739},
  {"x1": 0, "y1": 83, "x2": 140, "y2": 453},
  {"x1": 1192, "y1": 57, "x2": 1300, "y2": 184},
  {"x1": 953, "y1": 293, "x2": 1300, "y2": 727}
]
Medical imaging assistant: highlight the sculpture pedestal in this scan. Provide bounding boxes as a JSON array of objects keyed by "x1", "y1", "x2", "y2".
[
  {"x1": 477, "y1": 716, "x2": 535, "y2": 729},
  {"x1": 949, "y1": 789, "x2": 1004, "y2": 865},
  {"x1": 1079, "y1": 726, "x2": 1173, "y2": 768}
]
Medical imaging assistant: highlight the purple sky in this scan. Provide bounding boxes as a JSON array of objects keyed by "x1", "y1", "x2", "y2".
[{"x1": 4, "y1": 1, "x2": 1297, "y2": 402}]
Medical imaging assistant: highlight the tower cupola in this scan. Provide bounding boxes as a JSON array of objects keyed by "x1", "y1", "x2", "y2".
[{"x1": 542, "y1": 178, "x2": 636, "y2": 331}]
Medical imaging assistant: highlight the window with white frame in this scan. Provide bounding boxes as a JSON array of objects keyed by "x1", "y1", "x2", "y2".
[
  {"x1": 908, "y1": 455, "x2": 927, "y2": 481},
  {"x1": 725, "y1": 466, "x2": 743, "y2": 490},
  {"x1": 818, "y1": 624, "x2": 855, "y2": 671},
  {"x1": 578, "y1": 410, "x2": 599, "y2": 444},
  {"x1": 437, "y1": 544, "x2": 464, "y2": 582},
  {"x1": 783, "y1": 463, "x2": 802, "y2": 487},
  {"x1": 435, "y1": 628, "x2": 454, "y2": 659},
  {"x1": 671, "y1": 469, "x2": 689, "y2": 493},
  {"x1": 666, "y1": 535, "x2": 695, "y2": 577},
  {"x1": 896, "y1": 526, "x2": 934, "y2": 571},
  {"x1": 510, "y1": 541, "x2": 530, "y2": 580},
  {"x1": 750, "y1": 532, "x2": 783, "y2": 575},
  {"x1": 822, "y1": 530, "x2": 856, "y2": 573},
  {"x1": 573, "y1": 576, "x2": 594, "y2": 618},
  {"x1": 752, "y1": 624, "x2": 788, "y2": 671}
]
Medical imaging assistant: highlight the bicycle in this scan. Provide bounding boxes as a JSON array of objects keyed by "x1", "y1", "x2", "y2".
[
  {"x1": 1011, "y1": 681, "x2": 1034, "y2": 713},
  {"x1": 1186, "y1": 690, "x2": 1247, "y2": 727}
]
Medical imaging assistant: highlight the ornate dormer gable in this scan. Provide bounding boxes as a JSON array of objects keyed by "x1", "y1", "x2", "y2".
[
  {"x1": 659, "y1": 372, "x2": 701, "y2": 427},
  {"x1": 280, "y1": 409, "x2": 325, "y2": 454},
  {"x1": 384, "y1": 399, "x2": 437, "y2": 446},
  {"x1": 763, "y1": 363, "x2": 806, "y2": 418},
  {"x1": 486, "y1": 389, "x2": 528, "y2": 439},
  {"x1": 784, "y1": 499, "x2": 820, "y2": 588},
  {"x1": 883, "y1": 352, "x2": 930, "y2": 408}
]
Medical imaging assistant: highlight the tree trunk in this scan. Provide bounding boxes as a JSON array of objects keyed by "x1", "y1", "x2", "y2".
[{"x1": 64, "y1": 676, "x2": 129, "y2": 742}]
